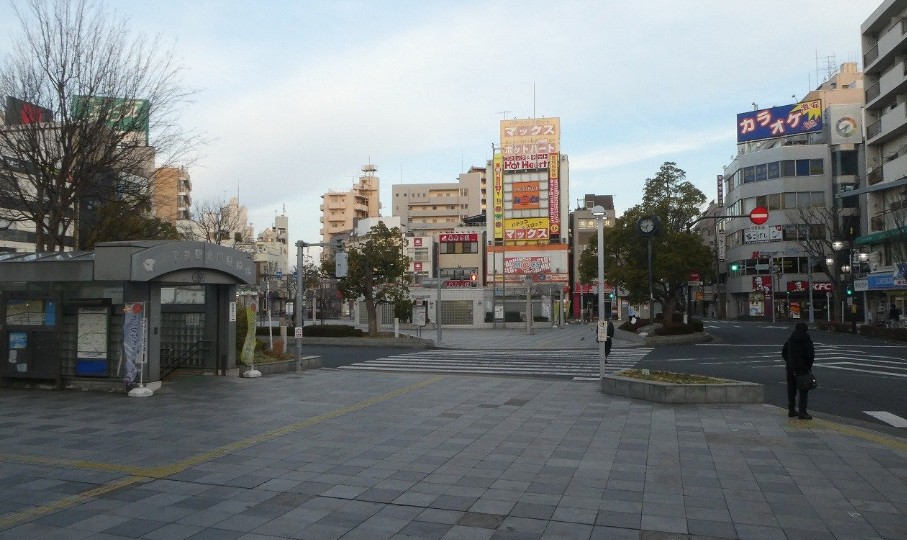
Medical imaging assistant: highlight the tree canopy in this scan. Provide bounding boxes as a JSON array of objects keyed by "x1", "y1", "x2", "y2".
[
  {"x1": 336, "y1": 222, "x2": 410, "y2": 336},
  {"x1": 579, "y1": 162, "x2": 714, "y2": 324}
]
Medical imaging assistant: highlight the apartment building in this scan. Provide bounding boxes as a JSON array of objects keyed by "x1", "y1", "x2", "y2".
[
  {"x1": 391, "y1": 167, "x2": 486, "y2": 239},
  {"x1": 860, "y1": 0, "x2": 907, "y2": 317},
  {"x1": 153, "y1": 166, "x2": 191, "y2": 223},
  {"x1": 319, "y1": 164, "x2": 381, "y2": 245}
]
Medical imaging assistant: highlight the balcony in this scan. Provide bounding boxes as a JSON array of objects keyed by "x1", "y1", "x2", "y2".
[
  {"x1": 865, "y1": 44, "x2": 879, "y2": 67},
  {"x1": 868, "y1": 167, "x2": 883, "y2": 186},
  {"x1": 866, "y1": 100, "x2": 907, "y2": 144},
  {"x1": 883, "y1": 148, "x2": 907, "y2": 183},
  {"x1": 864, "y1": 17, "x2": 907, "y2": 74},
  {"x1": 865, "y1": 60, "x2": 907, "y2": 111},
  {"x1": 866, "y1": 81, "x2": 881, "y2": 103}
]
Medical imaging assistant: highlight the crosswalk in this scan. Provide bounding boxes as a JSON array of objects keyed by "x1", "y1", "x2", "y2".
[{"x1": 339, "y1": 348, "x2": 653, "y2": 380}]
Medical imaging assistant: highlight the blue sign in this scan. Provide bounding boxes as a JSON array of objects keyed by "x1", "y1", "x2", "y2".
[
  {"x1": 737, "y1": 100, "x2": 823, "y2": 143},
  {"x1": 865, "y1": 273, "x2": 907, "y2": 290}
]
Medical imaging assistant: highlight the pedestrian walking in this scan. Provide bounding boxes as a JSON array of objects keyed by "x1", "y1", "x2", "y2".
[
  {"x1": 782, "y1": 322, "x2": 815, "y2": 420},
  {"x1": 889, "y1": 303, "x2": 901, "y2": 326},
  {"x1": 604, "y1": 314, "x2": 615, "y2": 358}
]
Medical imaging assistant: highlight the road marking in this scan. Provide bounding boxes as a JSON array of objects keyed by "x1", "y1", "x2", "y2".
[{"x1": 864, "y1": 411, "x2": 907, "y2": 427}]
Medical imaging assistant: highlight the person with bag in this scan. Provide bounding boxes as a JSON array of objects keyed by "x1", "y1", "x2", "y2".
[
  {"x1": 781, "y1": 322, "x2": 815, "y2": 420},
  {"x1": 605, "y1": 314, "x2": 615, "y2": 358}
]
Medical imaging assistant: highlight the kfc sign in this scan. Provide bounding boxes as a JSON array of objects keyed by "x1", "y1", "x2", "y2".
[
  {"x1": 752, "y1": 276, "x2": 772, "y2": 293},
  {"x1": 787, "y1": 281, "x2": 832, "y2": 292}
]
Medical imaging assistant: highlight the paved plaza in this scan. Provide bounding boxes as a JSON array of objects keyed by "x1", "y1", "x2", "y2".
[{"x1": 2, "y1": 357, "x2": 907, "y2": 539}]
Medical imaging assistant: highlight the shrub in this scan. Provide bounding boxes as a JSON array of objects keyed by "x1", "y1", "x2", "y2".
[
  {"x1": 301, "y1": 324, "x2": 363, "y2": 337},
  {"x1": 654, "y1": 322, "x2": 698, "y2": 336},
  {"x1": 814, "y1": 321, "x2": 853, "y2": 333},
  {"x1": 619, "y1": 318, "x2": 650, "y2": 332},
  {"x1": 859, "y1": 325, "x2": 907, "y2": 342}
]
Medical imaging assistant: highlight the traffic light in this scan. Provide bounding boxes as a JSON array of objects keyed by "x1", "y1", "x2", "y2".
[
  {"x1": 730, "y1": 262, "x2": 739, "y2": 272},
  {"x1": 846, "y1": 286, "x2": 853, "y2": 296},
  {"x1": 469, "y1": 272, "x2": 477, "y2": 287},
  {"x1": 609, "y1": 292, "x2": 615, "y2": 299}
]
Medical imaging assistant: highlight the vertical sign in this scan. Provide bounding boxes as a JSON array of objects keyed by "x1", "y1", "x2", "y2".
[
  {"x1": 717, "y1": 174, "x2": 724, "y2": 207},
  {"x1": 122, "y1": 302, "x2": 145, "y2": 384},
  {"x1": 493, "y1": 153, "x2": 504, "y2": 241},
  {"x1": 549, "y1": 153, "x2": 560, "y2": 236}
]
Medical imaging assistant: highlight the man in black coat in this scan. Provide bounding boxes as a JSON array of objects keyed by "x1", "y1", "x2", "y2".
[
  {"x1": 782, "y1": 322, "x2": 815, "y2": 419},
  {"x1": 605, "y1": 315, "x2": 615, "y2": 358}
]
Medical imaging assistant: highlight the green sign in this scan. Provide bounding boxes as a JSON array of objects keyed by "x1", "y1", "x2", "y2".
[{"x1": 72, "y1": 96, "x2": 150, "y2": 143}]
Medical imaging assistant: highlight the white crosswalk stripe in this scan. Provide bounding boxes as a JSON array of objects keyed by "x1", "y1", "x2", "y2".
[
  {"x1": 695, "y1": 344, "x2": 907, "y2": 379},
  {"x1": 339, "y1": 348, "x2": 653, "y2": 380},
  {"x1": 864, "y1": 411, "x2": 907, "y2": 428}
]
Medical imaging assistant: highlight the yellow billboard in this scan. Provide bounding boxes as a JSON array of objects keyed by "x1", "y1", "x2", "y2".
[
  {"x1": 500, "y1": 118, "x2": 560, "y2": 157},
  {"x1": 504, "y1": 217, "x2": 550, "y2": 242}
]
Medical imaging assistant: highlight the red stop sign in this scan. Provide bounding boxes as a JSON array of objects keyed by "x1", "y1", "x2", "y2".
[{"x1": 750, "y1": 206, "x2": 769, "y2": 225}]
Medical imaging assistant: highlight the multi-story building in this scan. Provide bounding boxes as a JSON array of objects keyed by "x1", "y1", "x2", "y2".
[
  {"x1": 569, "y1": 194, "x2": 615, "y2": 318},
  {"x1": 152, "y1": 166, "x2": 191, "y2": 224},
  {"x1": 319, "y1": 164, "x2": 381, "y2": 245},
  {"x1": 486, "y1": 118, "x2": 570, "y2": 324},
  {"x1": 859, "y1": 0, "x2": 907, "y2": 318},
  {"x1": 391, "y1": 167, "x2": 485, "y2": 239},
  {"x1": 722, "y1": 63, "x2": 864, "y2": 320}
]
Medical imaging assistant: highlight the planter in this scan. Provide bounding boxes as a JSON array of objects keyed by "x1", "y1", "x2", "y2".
[{"x1": 601, "y1": 372, "x2": 763, "y2": 404}]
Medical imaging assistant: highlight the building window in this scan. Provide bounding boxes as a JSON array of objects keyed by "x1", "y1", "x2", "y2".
[{"x1": 781, "y1": 160, "x2": 795, "y2": 177}]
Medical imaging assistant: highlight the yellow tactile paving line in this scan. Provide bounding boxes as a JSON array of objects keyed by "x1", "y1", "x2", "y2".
[
  {"x1": 0, "y1": 375, "x2": 446, "y2": 530},
  {"x1": 787, "y1": 414, "x2": 907, "y2": 452}
]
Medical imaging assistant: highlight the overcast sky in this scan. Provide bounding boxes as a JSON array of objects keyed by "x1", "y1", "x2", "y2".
[{"x1": 0, "y1": 0, "x2": 878, "y2": 262}]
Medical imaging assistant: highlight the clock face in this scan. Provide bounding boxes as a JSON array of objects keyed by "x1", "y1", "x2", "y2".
[{"x1": 639, "y1": 218, "x2": 655, "y2": 233}]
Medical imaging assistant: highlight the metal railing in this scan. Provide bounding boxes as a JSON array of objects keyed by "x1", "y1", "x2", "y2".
[{"x1": 161, "y1": 340, "x2": 211, "y2": 380}]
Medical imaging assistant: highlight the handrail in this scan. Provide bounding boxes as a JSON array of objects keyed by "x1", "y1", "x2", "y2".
[{"x1": 161, "y1": 340, "x2": 212, "y2": 380}]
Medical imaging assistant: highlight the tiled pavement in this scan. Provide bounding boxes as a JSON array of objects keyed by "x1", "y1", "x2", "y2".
[{"x1": 1, "y1": 368, "x2": 907, "y2": 539}]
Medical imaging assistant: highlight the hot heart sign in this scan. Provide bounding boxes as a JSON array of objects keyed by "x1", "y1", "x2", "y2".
[{"x1": 749, "y1": 207, "x2": 769, "y2": 225}]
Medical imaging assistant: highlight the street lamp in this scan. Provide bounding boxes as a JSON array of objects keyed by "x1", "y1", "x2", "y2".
[{"x1": 591, "y1": 205, "x2": 607, "y2": 376}]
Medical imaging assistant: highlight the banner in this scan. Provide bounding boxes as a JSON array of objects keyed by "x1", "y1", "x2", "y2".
[
  {"x1": 122, "y1": 303, "x2": 145, "y2": 384},
  {"x1": 737, "y1": 100, "x2": 822, "y2": 142},
  {"x1": 549, "y1": 153, "x2": 561, "y2": 235},
  {"x1": 493, "y1": 154, "x2": 504, "y2": 240}
]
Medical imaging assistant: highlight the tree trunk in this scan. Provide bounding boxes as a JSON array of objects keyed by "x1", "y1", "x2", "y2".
[
  {"x1": 365, "y1": 297, "x2": 378, "y2": 336},
  {"x1": 662, "y1": 296, "x2": 676, "y2": 325}
]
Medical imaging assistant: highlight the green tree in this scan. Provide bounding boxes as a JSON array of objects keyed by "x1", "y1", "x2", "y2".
[
  {"x1": 80, "y1": 198, "x2": 180, "y2": 249},
  {"x1": 337, "y1": 222, "x2": 410, "y2": 336},
  {"x1": 579, "y1": 162, "x2": 714, "y2": 324}
]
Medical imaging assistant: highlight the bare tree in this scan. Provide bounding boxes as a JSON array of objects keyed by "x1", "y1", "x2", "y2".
[
  {"x1": 0, "y1": 0, "x2": 201, "y2": 251},
  {"x1": 787, "y1": 205, "x2": 848, "y2": 320},
  {"x1": 181, "y1": 197, "x2": 249, "y2": 246}
]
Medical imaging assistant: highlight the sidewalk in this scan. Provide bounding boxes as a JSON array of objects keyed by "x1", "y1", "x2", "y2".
[{"x1": 1, "y1": 367, "x2": 906, "y2": 538}]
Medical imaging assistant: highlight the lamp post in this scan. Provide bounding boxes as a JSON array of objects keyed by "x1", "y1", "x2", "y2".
[
  {"x1": 591, "y1": 205, "x2": 607, "y2": 376},
  {"x1": 832, "y1": 240, "x2": 846, "y2": 323}
]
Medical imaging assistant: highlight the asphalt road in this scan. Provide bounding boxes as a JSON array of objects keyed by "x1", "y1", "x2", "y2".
[
  {"x1": 301, "y1": 321, "x2": 907, "y2": 432},
  {"x1": 636, "y1": 319, "x2": 907, "y2": 431}
]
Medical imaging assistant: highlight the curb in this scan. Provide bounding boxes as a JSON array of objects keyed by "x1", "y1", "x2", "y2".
[{"x1": 601, "y1": 372, "x2": 763, "y2": 404}]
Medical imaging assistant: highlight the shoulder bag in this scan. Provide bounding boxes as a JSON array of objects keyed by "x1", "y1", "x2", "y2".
[{"x1": 796, "y1": 370, "x2": 817, "y2": 391}]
